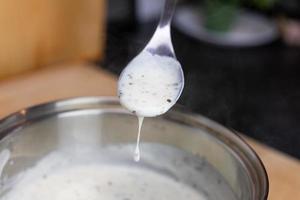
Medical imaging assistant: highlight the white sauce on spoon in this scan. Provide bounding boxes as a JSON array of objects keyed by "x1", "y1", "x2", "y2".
[
  {"x1": 118, "y1": 51, "x2": 183, "y2": 161},
  {"x1": 118, "y1": 51, "x2": 183, "y2": 117}
]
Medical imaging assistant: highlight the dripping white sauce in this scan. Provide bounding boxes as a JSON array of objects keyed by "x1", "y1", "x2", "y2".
[
  {"x1": 118, "y1": 51, "x2": 183, "y2": 161},
  {"x1": 134, "y1": 116, "x2": 144, "y2": 162}
]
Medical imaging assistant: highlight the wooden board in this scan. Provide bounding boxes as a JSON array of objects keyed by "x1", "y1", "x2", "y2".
[
  {"x1": 0, "y1": 0, "x2": 106, "y2": 79},
  {"x1": 246, "y1": 138, "x2": 300, "y2": 200},
  {"x1": 0, "y1": 63, "x2": 116, "y2": 117},
  {"x1": 0, "y1": 64, "x2": 299, "y2": 199}
]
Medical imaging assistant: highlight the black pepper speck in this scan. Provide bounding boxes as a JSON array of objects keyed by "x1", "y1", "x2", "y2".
[{"x1": 118, "y1": 92, "x2": 123, "y2": 98}]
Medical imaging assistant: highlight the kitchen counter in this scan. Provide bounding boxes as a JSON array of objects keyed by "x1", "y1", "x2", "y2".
[{"x1": 0, "y1": 64, "x2": 299, "y2": 199}]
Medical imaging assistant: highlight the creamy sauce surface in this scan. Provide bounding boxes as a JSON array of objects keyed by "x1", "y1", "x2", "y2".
[
  {"x1": 118, "y1": 51, "x2": 183, "y2": 117},
  {"x1": 0, "y1": 150, "x2": 206, "y2": 200}
]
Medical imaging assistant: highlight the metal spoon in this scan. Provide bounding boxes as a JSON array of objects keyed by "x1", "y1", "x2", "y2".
[
  {"x1": 118, "y1": 0, "x2": 183, "y2": 162},
  {"x1": 145, "y1": 0, "x2": 181, "y2": 59},
  {"x1": 118, "y1": 0, "x2": 184, "y2": 115}
]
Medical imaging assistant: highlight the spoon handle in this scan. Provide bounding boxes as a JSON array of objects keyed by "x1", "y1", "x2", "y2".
[
  {"x1": 159, "y1": 0, "x2": 178, "y2": 28},
  {"x1": 144, "y1": 0, "x2": 178, "y2": 58}
]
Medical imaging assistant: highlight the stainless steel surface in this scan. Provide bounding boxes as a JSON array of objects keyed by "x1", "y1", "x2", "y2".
[
  {"x1": 119, "y1": 0, "x2": 184, "y2": 106},
  {"x1": 146, "y1": 0, "x2": 177, "y2": 58},
  {"x1": 0, "y1": 97, "x2": 268, "y2": 200}
]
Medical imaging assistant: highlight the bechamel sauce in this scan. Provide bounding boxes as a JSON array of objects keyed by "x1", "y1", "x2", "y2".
[
  {"x1": 118, "y1": 51, "x2": 184, "y2": 160},
  {"x1": 0, "y1": 149, "x2": 207, "y2": 200},
  {"x1": 118, "y1": 51, "x2": 183, "y2": 117},
  {"x1": 0, "y1": 144, "x2": 238, "y2": 200},
  {"x1": 134, "y1": 117, "x2": 144, "y2": 162}
]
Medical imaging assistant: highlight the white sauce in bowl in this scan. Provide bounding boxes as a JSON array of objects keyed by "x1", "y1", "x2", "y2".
[{"x1": 1, "y1": 149, "x2": 207, "y2": 200}]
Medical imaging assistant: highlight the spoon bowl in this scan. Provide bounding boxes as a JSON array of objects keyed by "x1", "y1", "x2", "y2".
[{"x1": 118, "y1": 0, "x2": 184, "y2": 117}]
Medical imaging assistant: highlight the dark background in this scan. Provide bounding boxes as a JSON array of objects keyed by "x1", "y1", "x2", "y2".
[{"x1": 102, "y1": 0, "x2": 300, "y2": 159}]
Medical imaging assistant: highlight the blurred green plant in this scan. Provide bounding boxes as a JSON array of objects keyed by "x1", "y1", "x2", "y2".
[
  {"x1": 204, "y1": 0, "x2": 239, "y2": 32},
  {"x1": 247, "y1": 0, "x2": 278, "y2": 9},
  {"x1": 203, "y1": 0, "x2": 278, "y2": 32}
]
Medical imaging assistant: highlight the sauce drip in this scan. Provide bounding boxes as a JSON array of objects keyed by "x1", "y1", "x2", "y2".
[
  {"x1": 134, "y1": 116, "x2": 144, "y2": 162},
  {"x1": 118, "y1": 51, "x2": 184, "y2": 161}
]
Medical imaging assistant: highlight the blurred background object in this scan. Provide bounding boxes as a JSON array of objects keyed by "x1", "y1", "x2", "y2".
[
  {"x1": 278, "y1": 17, "x2": 300, "y2": 46},
  {"x1": 173, "y1": 5, "x2": 279, "y2": 47},
  {"x1": 0, "y1": 0, "x2": 105, "y2": 79}
]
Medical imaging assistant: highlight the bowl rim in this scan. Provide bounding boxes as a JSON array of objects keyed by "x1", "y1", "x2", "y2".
[{"x1": 0, "y1": 96, "x2": 269, "y2": 199}]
